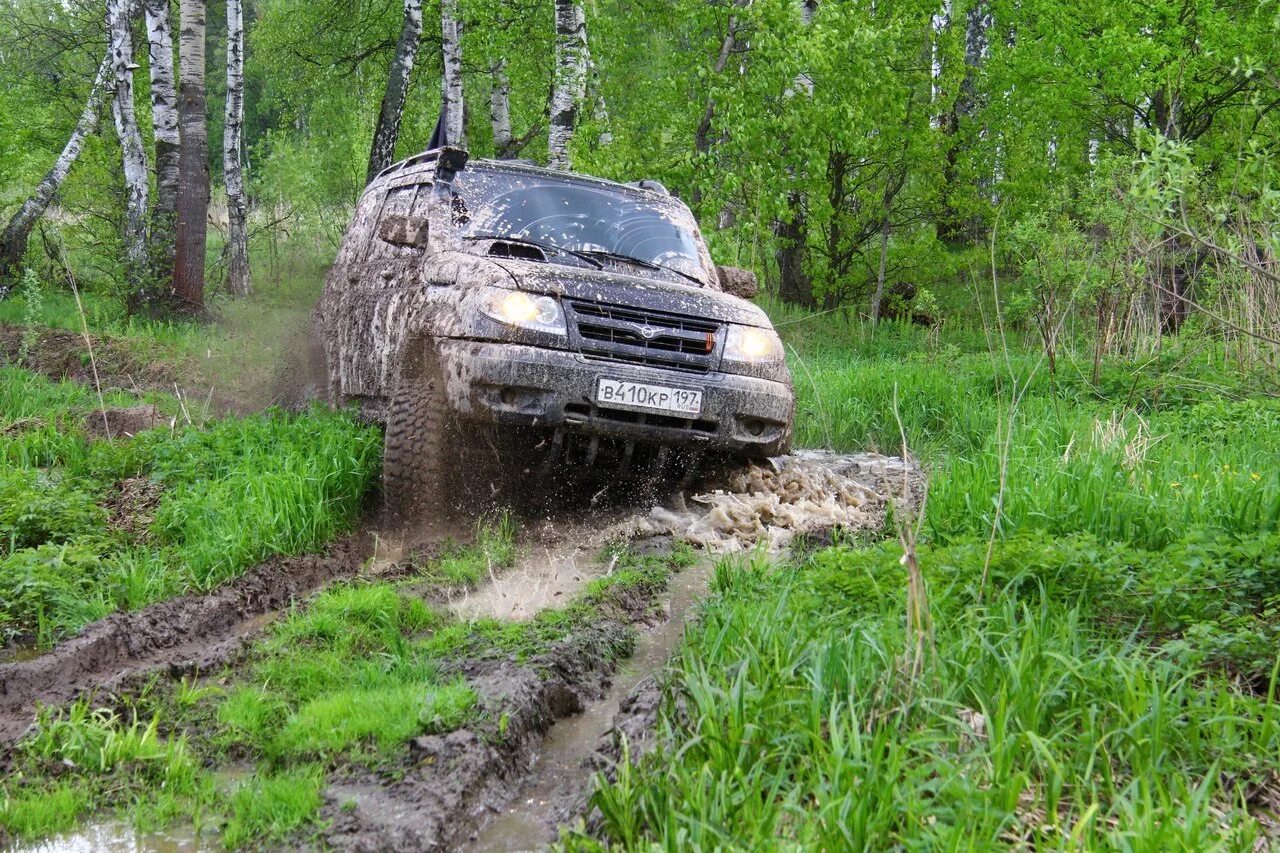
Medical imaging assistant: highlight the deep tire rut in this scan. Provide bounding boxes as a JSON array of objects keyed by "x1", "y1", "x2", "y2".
[{"x1": 0, "y1": 533, "x2": 372, "y2": 745}]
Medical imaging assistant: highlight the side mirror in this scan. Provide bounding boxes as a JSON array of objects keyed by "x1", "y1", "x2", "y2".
[
  {"x1": 717, "y1": 265, "x2": 759, "y2": 300},
  {"x1": 378, "y1": 214, "x2": 429, "y2": 249}
]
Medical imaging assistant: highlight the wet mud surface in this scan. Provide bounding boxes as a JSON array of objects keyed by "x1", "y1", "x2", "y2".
[
  {"x1": 325, "y1": 450, "x2": 918, "y2": 851},
  {"x1": 0, "y1": 324, "x2": 177, "y2": 396},
  {"x1": 321, "y1": 573, "x2": 660, "y2": 852},
  {"x1": 0, "y1": 534, "x2": 372, "y2": 746}
]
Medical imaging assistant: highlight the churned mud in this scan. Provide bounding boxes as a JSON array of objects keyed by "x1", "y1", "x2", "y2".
[
  {"x1": 320, "y1": 567, "x2": 663, "y2": 852},
  {"x1": 323, "y1": 450, "x2": 917, "y2": 851},
  {"x1": 0, "y1": 533, "x2": 372, "y2": 745},
  {"x1": 470, "y1": 560, "x2": 714, "y2": 851}
]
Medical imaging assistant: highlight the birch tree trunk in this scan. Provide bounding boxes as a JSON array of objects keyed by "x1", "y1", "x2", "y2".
[
  {"x1": 173, "y1": 0, "x2": 209, "y2": 314},
  {"x1": 490, "y1": 59, "x2": 512, "y2": 155},
  {"x1": 143, "y1": 0, "x2": 180, "y2": 281},
  {"x1": 0, "y1": 53, "x2": 113, "y2": 292},
  {"x1": 109, "y1": 0, "x2": 151, "y2": 293},
  {"x1": 441, "y1": 0, "x2": 465, "y2": 147},
  {"x1": 367, "y1": 0, "x2": 424, "y2": 184},
  {"x1": 548, "y1": 0, "x2": 588, "y2": 170},
  {"x1": 224, "y1": 0, "x2": 250, "y2": 296}
]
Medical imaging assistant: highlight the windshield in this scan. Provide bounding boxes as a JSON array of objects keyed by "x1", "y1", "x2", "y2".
[{"x1": 452, "y1": 168, "x2": 713, "y2": 285}]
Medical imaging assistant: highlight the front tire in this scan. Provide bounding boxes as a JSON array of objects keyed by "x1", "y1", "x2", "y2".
[{"x1": 382, "y1": 366, "x2": 503, "y2": 524}]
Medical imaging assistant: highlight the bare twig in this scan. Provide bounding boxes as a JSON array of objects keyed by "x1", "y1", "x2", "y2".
[{"x1": 60, "y1": 246, "x2": 111, "y2": 440}]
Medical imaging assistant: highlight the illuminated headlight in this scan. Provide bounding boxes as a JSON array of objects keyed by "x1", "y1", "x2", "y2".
[
  {"x1": 724, "y1": 325, "x2": 784, "y2": 363},
  {"x1": 482, "y1": 289, "x2": 566, "y2": 335}
]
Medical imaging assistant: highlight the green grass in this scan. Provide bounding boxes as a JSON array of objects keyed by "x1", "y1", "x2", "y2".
[
  {"x1": 569, "y1": 318, "x2": 1280, "y2": 850},
  {"x1": 0, "y1": 366, "x2": 380, "y2": 645},
  {"x1": 220, "y1": 767, "x2": 325, "y2": 849}
]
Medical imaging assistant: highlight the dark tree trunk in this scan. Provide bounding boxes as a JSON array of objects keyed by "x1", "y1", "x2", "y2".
[
  {"x1": 367, "y1": 0, "x2": 424, "y2": 184},
  {"x1": 173, "y1": 0, "x2": 209, "y2": 314},
  {"x1": 776, "y1": 194, "x2": 815, "y2": 308}
]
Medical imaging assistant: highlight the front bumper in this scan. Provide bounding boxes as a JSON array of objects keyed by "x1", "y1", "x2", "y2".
[{"x1": 438, "y1": 340, "x2": 793, "y2": 457}]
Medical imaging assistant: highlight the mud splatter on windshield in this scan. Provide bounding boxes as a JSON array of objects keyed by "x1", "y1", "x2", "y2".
[{"x1": 453, "y1": 167, "x2": 713, "y2": 284}]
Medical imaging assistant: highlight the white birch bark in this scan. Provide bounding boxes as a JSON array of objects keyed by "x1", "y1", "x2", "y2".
[
  {"x1": 224, "y1": 0, "x2": 250, "y2": 296},
  {"x1": 490, "y1": 59, "x2": 512, "y2": 155},
  {"x1": 441, "y1": 0, "x2": 465, "y2": 147},
  {"x1": 0, "y1": 52, "x2": 113, "y2": 290},
  {"x1": 109, "y1": 0, "x2": 151, "y2": 289},
  {"x1": 548, "y1": 0, "x2": 588, "y2": 170},
  {"x1": 367, "y1": 0, "x2": 424, "y2": 183},
  {"x1": 143, "y1": 0, "x2": 180, "y2": 275},
  {"x1": 173, "y1": 0, "x2": 209, "y2": 313}
]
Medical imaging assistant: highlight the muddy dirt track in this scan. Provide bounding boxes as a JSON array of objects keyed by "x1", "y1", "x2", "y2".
[
  {"x1": 2, "y1": 445, "x2": 918, "y2": 850},
  {"x1": 0, "y1": 535, "x2": 374, "y2": 746}
]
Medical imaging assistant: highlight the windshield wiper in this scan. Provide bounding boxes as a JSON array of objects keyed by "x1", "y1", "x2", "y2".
[
  {"x1": 463, "y1": 234, "x2": 602, "y2": 269},
  {"x1": 576, "y1": 249, "x2": 705, "y2": 287}
]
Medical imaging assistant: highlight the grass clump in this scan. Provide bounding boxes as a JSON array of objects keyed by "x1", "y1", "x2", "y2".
[
  {"x1": 579, "y1": 542, "x2": 1280, "y2": 848},
  {"x1": 220, "y1": 766, "x2": 325, "y2": 850},
  {"x1": 0, "y1": 366, "x2": 380, "y2": 645},
  {"x1": 0, "y1": 701, "x2": 203, "y2": 842}
]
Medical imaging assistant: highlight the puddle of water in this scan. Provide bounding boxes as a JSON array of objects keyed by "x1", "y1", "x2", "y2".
[
  {"x1": 0, "y1": 643, "x2": 44, "y2": 665},
  {"x1": 19, "y1": 823, "x2": 206, "y2": 853},
  {"x1": 467, "y1": 560, "x2": 713, "y2": 852},
  {"x1": 448, "y1": 512, "x2": 647, "y2": 622}
]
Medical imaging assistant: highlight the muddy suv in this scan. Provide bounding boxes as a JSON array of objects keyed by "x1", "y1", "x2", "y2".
[{"x1": 316, "y1": 147, "x2": 794, "y2": 516}]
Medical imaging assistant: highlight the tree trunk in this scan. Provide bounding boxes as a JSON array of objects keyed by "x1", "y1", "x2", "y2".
[
  {"x1": 173, "y1": 0, "x2": 209, "y2": 314},
  {"x1": 224, "y1": 0, "x2": 250, "y2": 296},
  {"x1": 489, "y1": 59, "x2": 512, "y2": 154},
  {"x1": 143, "y1": 0, "x2": 180, "y2": 285},
  {"x1": 774, "y1": 0, "x2": 816, "y2": 307},
  {"x1": 0, "y1": 53, "x2": 113, "y2": 292},
  {"x1": 871, "y1": 215, "x2": 891, "y2": 325},
  {"x1": 110, "y1": 0, "x2": 152, "y2": 301},
  {"x1": 549, "y1": 0, "x2": 588, "y2": 170},
  {"x1": 367, "y1": 0, "x2": 424, "y2": 184},
  {"x1": 776, "y1": 197, "x2": 815, "y2": 308},
  {"x1": 441, "y1": 0, "x2": 465, "y2": 147},
  {"x1": 490, "y1": 59, "x2": 512, "y2": 155}
]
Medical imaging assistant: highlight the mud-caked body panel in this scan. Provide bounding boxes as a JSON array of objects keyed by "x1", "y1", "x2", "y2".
[{"x1": 316, "y1": 150, "x2": 794, "y2": 460}]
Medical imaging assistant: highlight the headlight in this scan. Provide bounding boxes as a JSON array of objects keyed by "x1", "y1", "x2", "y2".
[
  {"x1": 724, "y1": 325, "x2": 784, "y2": 363},
  {"x1": 482, "y1": 289, "x2": 566, "y2": 336}
]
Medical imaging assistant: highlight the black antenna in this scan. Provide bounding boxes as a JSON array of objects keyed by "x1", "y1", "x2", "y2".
[{"x1": 427, "y1": 99, "x2": 448, "y2": 150}]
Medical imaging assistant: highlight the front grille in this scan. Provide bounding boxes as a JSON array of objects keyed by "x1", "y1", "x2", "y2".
[{"x1": 566, "y1": 299, "x2": 721, "y2": 373}]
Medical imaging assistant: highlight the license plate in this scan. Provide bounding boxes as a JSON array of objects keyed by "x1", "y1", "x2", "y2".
[{"x1": 596, "y1": 378, "x2": 703, "y2": 417}]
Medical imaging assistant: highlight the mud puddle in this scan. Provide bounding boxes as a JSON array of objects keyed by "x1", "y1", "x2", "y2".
[
  {"x1": 20, "y1": 822, "x2": 204, "y2": 853},
  {"x1": 448, "y1": 511, "x2": 640, "y2": 621},
  {"x1": 468, "y1": 560, "x2": 713, "y2": 851}
]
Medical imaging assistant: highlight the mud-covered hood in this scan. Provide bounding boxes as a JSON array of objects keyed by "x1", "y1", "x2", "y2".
[{"x1": 488, "y1": 257, "x2": 773, "y2": 328}]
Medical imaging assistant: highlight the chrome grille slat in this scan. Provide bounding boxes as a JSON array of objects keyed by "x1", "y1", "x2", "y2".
[{"x1": 566, "y1": 298, "x2": 721, "y2": 374}]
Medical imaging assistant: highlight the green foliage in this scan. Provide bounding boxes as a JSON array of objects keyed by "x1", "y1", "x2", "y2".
[
  {"x1": 578, "y1": 536, "x2": 1280, "y2": 848},
  {"x1": 221, "y1": 767, "x2": 324, "y2": 850},
  {"x1": 0, "y1": 368, "x2": 380, "y2": 644}
]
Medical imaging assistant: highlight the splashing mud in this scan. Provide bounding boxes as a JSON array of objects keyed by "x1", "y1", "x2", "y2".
[
  {"x1": 645, "y1": 450, "x2": 918, "y2": 552},
  {"x1": 451, "y1": 451, "x2": 916, "y2": 624}
]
